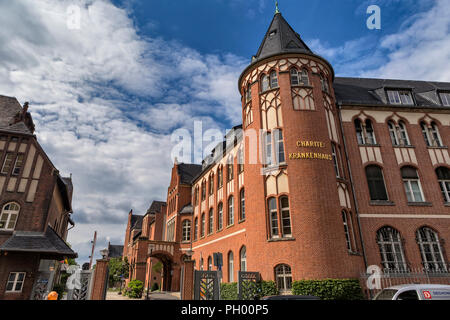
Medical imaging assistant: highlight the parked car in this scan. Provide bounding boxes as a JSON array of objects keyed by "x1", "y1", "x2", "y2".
[
  {"x1": 373, "y1": 284, "x2": 450, "y2": 300},
  {"x1": 261, "y1": 295, "x2": 320, "y2": 300}
]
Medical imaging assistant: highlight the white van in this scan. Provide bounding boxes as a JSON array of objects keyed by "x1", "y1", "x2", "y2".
[{"x1": 374, "y1": 284, "x2": 450, "y2": 300}]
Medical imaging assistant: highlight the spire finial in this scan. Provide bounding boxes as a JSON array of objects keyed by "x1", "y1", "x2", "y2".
[{"x1": 275, "y1": 1, "x2": 280, "y2": 14}]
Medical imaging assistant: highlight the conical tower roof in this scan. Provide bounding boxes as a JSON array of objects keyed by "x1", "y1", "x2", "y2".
[{"x1": 253, "y1": 12, "x2": 313, "y2": 62}]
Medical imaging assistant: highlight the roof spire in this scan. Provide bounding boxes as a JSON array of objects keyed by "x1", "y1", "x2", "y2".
[{"x1": 275, "y1": 1, "x2": 280, "y2": 14}]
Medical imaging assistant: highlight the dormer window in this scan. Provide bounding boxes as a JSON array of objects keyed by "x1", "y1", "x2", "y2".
[
  {"x1": 439, "y1": 92, "x2": 450, "y2": 106},
  {"x1": 387, "y1": 90, "x2": 414, "y2": 105}
]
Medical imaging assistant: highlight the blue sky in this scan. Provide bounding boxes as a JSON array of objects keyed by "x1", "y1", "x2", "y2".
[{"x1": 0, "y1": 0, "x2": 449, "y2": 264}]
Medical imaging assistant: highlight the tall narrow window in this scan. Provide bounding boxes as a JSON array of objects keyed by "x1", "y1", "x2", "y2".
[
  {"x1": 398, "y1": 122, "x2": 410, "y2": 146},
  {"x1": 228, "y1": 251, "x2": 234, "y2": 282},
  {"x1": 227, "y1": 161, "x2": 234, "y2": 182},
  {"x1": 201, "y1": 213, "x2": 205, "y2": 238},
  {"x1": 430, "y1": 122, "x2": 443, "y2": 147},
  {"x1": 421, "y1": 122, "x2": 432, "y2": 146},
  {"x1": 275, "y1": 264, "x2": 292, "y2": 292},
  {"x1": 331, "y1": 143, "x2": 340, "y2": 178},
  {"x1": 354, "y1": 119, "x2": 365, "y2": 145},
  {"x1": 280, "y1": 197, "x2": 291, "y2": 236},
  {"x1": 1, "y1": 153, "x2": 15, "y2": 174},
  {"x1": 274, "y1": 129, "x2": 285, "y2": 164},
  {"x1": 238, "y1": 149, "x2": 244, "y2": 173},
  {"x1": 240, "y1": 189, "x2": 245, "y2": 221},
  {"x1": 218, "y1": 167, "x2": 223, "y2": 188},
  {"x1": 402, "y1": 167, "x2": 424, "y2": 202},
  {"x1": 182, "y1": 220, "x2": 191, "y2": 242},
  {"x1": 265, "y1": 132, "x2": 272, "y2": 165},
  {"x1": 0, "y1": 202, "x2": 20, "y2": 231},
  {"x1": 217, "y1": 203, "x2": 223, "y2": 230},
  {"x1": 377, "y1": 227, "x2": 408, "y2": 272},
  {"x1": 209, "y1": 174, "x2": 214, "y2": 195},
  {"x1": 200, "y1": 258, "x2": 204, "y2": 270},
  {"x1": 268, "y1": 198, "x2": 278, "y2": 238},
  {"x1": 365, "y1": 166, "x2": 388, "y2": 201},
  {"x1": 201, "y1": 180, "x2": 206, "y2": 201},
  {"x1": 208, "y1": 256, "x2": 213, "y2": 271},
  {"x1": 261, "y1": 75, "x2": 269, "y2": 92},
  {"x1": 365, "y1": 120, "x2": 376, "y2": 144},
  {"x1": 436, "y1": 167, "x2": 450, "y2": 203},
  {"x1": 290, "y1": 68, "x2": 299, "y2": 86},
  {"x1": 228, "y1": 196, "x2": 234, "y2": 226},
  {"x1": 194, "y1": 217, "x2": 198, "y2": 241},
  {"x1": 416, "y1": 227, "x2": 447, "y2": 272},
  {"x1": 208, "y1": 209, "x2": 213, "y2": 234},
  {"x1": 320, "y1": 75, "x2": 329, "y2": 92},
  {"x1": 12, "y1": 154, "x2": 24, "y2": 176},
  {"x1": 388, "y1": 121, "x2": 399, "y2": 146},
  {"x1": 270, "y1": 71, "x2": 278, "y2": 88},
  {"x1": 300, "y1": 69, "x2": 309, "y2": 85},
  {"x1": 245, "y1": 83, "x2": 252, "y2": 102},
  {"x1": 6, "y1": 272, "x2": 25, "y2": 293},
  {"x1": 342, "y1": 211, "x2": 352, "y2": 251},
  {"x1": 240, "y1": 246, "x2": 247, "y2": 271}
]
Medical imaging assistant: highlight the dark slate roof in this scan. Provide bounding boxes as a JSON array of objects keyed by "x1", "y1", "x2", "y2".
[
  {"x1": 334, "y1": 77, "x2": 450, "y2": 108},
  {"x1": 107, "y1": 244, "x2": 123, "y2": 258},
  {"x1": 130, "y1": 215, "x2": 144, "y2": 230},
  {"x1": 0, "y1": 95, "x2": 34, "y2": 135},
  {"x1": 0, "y1": 227, "x2": 77, "y2": 258},
  {"x1": 146, "y1": 200, "x2": 166, "y2": 215},
  {"x1": 177, "y1": 163, "x2": 202, "y2": 184},
  {"x1": 254, "y1": 13, "x2": 313, "y2": 62},
  {"x1": 179, "y1": 204, "x2": 193, "y2": 215}
]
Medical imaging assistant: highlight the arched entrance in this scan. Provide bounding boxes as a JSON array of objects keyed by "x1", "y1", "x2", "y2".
[
  {"x1": 148, "y1": 241, "x2": 180, "y2": 292},
  {"x1": 150, "y1": 253, "x2": 173, "y2": 291}
]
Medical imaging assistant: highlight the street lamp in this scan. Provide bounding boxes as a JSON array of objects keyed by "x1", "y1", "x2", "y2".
[{"x1": 100, "y1": 248, "x2": 109, "y2": 260}]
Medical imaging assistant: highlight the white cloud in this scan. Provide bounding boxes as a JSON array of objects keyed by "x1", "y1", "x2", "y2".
[{"x1": 0, "y1": 0, "x2": 244, "y2": 263}]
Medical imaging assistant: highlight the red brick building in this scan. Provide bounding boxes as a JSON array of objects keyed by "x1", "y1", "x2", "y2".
[
  {"x1": 123, "y1": 12, "x2": 450, "y2": 294},
  {"x1": 0, "y1": 96, "x2": 77, "y2": 300}
]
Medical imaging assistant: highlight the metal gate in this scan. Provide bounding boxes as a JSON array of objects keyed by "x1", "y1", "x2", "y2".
[
  {"x1": 238, "y1": 271, "x2": 261, "y2": 300},
  {"x1": 66, "y1": 270, "x2": 94, "y2": 300},
  {"x1": 30, "y1": 271, "x2": 55, "y2": 300},
  {"x1": 194, "y1": 270, "x2": 219, "y2": 300}
]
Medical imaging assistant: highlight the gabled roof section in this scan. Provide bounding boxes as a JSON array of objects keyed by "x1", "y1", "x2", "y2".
[
  {"x1": 177, "y1": 163, "x2": 202, "y2": 185},
  {"x1": 146, "y1": 200, "x2": 166, "y2": 215},
  {"x1": 130, "y1": 214, "x2": 144, "y2": 231},
  {"x1": 0, "y1": 226, "x2": 77, "y2": 258},
  {"x1": 334, "y1": 77, "x2": 450, "y2": 108},
  {"x1": 0, "y1": 95, "x2": 35, "y2": 135},
  {"x1": 254, "y1": 12, "x2": 313, "y2": 62},
  {"x1": 107, "y1": 243, "x2": 124, "y2": 258}
]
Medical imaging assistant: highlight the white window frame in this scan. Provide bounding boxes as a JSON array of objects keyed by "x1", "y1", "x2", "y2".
[
  {"x1": 228, "y1": 196, "x2": 234, "y2": 226},
  {"x1": 387, "y1": 90, "x2": 414, "y2": 105},
  {"x1": 402, "y1": 169, "x2": 425, "y2": 203},
  {"x1": 217, "y1": 203, "x2": 223, "y2": 231},
  {"x1": 279, "y1": 197, "x2": 292, "y2": 237},
  {"x1": 268, "y1": 198, "x2": 279, "y2": 239},
  {"x1": 240, "y1": 246, "x2": 247, "y2": 272},
  {"x1": 208, "y1": 209, "x2": 213, "y2": 235},
  {"x1": 6, "y1": 272, "x2": 26, "y2": 293},
  {"x1": 377, "y1": 227, "x2": 408, "y2": 272},
  {"x1": 1, "y1": 153, "x2": 15, "y2": 175},
  {"x1": 182, "y1": 220, "x2": 191, "y2": 242},
  {"x1": 275, "y1": 264, "x2": 292, "y2": 292},
  {"x1": 388, "y1": 121, "x2": 399, "y2": 146},
  {"x1": 439, "y1": 92, "x2": 450, "y2": 106},
  {"x1": 228, "y1": 252, "x2": 234, "y2": 282},
  {"x1": 0, "y1": 202, "x2": 20, "y2": 231},
  {"x1": 417, "y1": 227, "x2": 447, "y2": 272}
]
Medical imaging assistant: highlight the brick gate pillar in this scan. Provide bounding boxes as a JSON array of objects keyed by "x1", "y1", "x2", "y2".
[
  {"x1": 91, "y1": 259, "x2": 109, "y2": 300},
  {"x1": 181, "y1": 259, "x2": 194, "y2": 300}
]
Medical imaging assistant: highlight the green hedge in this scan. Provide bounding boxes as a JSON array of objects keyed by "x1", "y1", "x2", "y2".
[
  {"x1": 125, "y1": 280, "x2": 144, "y2": 298},
  {"x1": 292, "y1": 279, "x2": 364, "y2": 300},
  {"x1": 220, "y1": 281, "x2": 278, "y2": 300}
]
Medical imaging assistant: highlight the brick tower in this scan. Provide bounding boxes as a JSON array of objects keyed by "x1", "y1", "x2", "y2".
[{"x1": 239, "y1": 11, "x2": 365, "y2": 282}]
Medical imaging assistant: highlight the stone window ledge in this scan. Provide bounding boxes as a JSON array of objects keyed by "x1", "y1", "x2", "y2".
[
  {"x1": 267, "y1": 237, "x2": 296, "y2": 243},
  {"x1": 407, "y1": 202, "x2": 432, "y2": 207},
  {"x1": 370, "y1": 200, "x2": 395, "y2": 206}
]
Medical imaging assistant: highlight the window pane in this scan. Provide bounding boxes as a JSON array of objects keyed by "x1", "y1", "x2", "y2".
[
  {"x1": 290, "y1": 69, "x2": 299, "y2": 86},
  {"x1": 411, "y1": 181, "x2": 423, "y2": 202}
]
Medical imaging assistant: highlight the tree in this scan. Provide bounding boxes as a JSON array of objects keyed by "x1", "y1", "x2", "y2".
[
  {"x1": 152, "y1": 261, "x2": 163, "y2": 274},
  {"x1": 109, "y1": 257, "x2": 129, "y2": 286}
]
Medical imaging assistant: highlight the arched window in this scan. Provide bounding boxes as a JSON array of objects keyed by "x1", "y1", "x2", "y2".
[
  {"x1": 421, "y1": 122, "x2": 431, "y2": 146},
  {"x1": 261, "y1": 74, "x2": 270, "y2": 92},
  {"x1": 228, "y1": 251, "x2": 234, "y2": 282},
  {"x1": 280, "y1": 197, "x2": 291, "y2": 237},
  {"x1": 365, "y1": 166, "x2": 388, "y2": 201},
  {"x1": 421, "y1": 122, "x2": 443, "y2": 147},
  {"x1": 365, "y1": 119, "x2": 376, "y2": 144},
  {"x1": 227, "y1": 160, "x2": 234, "y2": 182},
  {"x1": 275, "y1": 264, "x2": 292, "y2": 292},
  {"x1": 194, "y1": 217, "x2": 198, "y2": 241},
  {"x1": 388, "y1": 121, "x2": 399, "y2": 146},
  {"x1": 200, "y1": 257, "x2": 204, "y2": 271},
  {"x1": 290, "y1": 68, "x2": 299, "y2": 86},
  {"x1": 228, "y1": 196, "x2": 234, "y2": 226},
  {"x1": 208, "y1": 256, "x2": 213, "y2": 271},
  {"x1": 209, "y1": 173, "x2": 214, "y2": 195},
  {"x1": 401, "y1": 167, "x2": 424, "y2": 202},
  {"x1": 264, "y1": 131, "x2": 272, "y2": 165},
  {"x1": 245, "y1": 83, "x2": 252, "y2": 102},
  {"x1": 239, "y1": 189, "x2": 245, "y2": 221},
  {"x1": 270, "y1": 70, "x2": 278, "y2": 88},
  {"x1": 0, "y1": 202, "x2": 20, "y2": 231},
  {"x1": 240, "y1": 246, "x2": 247, "y2": 271},
  {"x1": 416, "y1": 227, "x2": 447, "y2": 272},
  {"x1": 430, "y1": 122, "x2": 443, "y2": 147},
  {"x1": 238, "y1": 148, "x2": 244, "y2": 173},
  {"x1": 268, "y1": 197, "x2": 279, "y2": 238},
  {"x1": 274, "y1": 129, "x2": 285, "y2": 164},
  {"x1": 182, "y1": 220, "x2": 191, "y2": 242},
  {"x1": 218, "y1": 166, "x2": 223, "y2": 188},
  {"x1": 201, "y1": 213, "x2": 205, "y2": 238},
  {"x1": 300, "y1": 69, "x2": 309, "y2": 85},
  {"x1": 201, "y1": 180, "x2": 206, "y2": 201},
  {"x1": 398, "y1": 121, "x2": 410, "y2": 146},
  {"x1": 320, "y1": 74, "x2": 329, "y2": 92},
  {"x1": 217, "y1": 202, "x2": 223, "y2": 230},
  {"x1": 331, "y1": 143, "x2": 340, "y2": 178},
  {"x1": 376, "y1": 227, "x2": 408, "y2": 272},
  {"x1": 208, "y1": 208, "x2": 214, "y2": 234},
  {"x1": 436, "y1": 167, "x2": 450, "y2": 203},
  {"x1": 193, "y1": 186, "x2": 199, "y2": 206}
]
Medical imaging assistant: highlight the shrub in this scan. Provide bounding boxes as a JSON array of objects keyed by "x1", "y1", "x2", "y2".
[
  {"x1": 292, "y1": 279, "x2": 364, "y2": 300},
  {"x1": 220, "y1": 283, "x2": 238, "y2": 300},
  {"x1": 260, "y1": 281, "x2": 278, "y2": 297},
  {"x1": 151, "y1": 282, "x2": 159, "y2": 292},
  {"x1": 127, "y1": 280, "x2": 144, "y2": 298}
]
